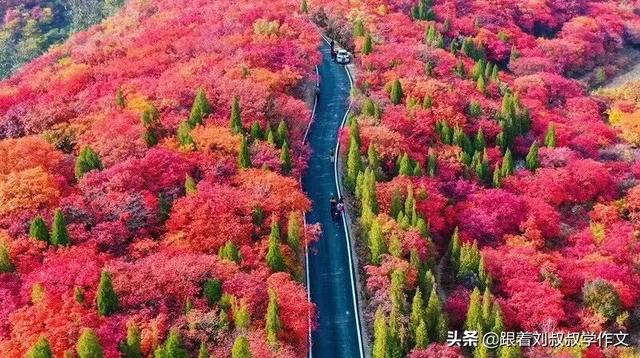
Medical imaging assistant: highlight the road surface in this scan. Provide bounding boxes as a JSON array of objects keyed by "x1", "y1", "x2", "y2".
[{"x1": 303, "y1": 40, "x2": 364, "y2": 358}]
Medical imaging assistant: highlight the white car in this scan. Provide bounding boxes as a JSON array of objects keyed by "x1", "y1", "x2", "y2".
[{"x1": 336, "y1": 49, "x2": 351, "y2": 64}]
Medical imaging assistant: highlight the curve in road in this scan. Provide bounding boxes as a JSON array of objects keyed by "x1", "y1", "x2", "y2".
[{"x1": 303, "y1": 40, "x2": 364, "y2": 358}]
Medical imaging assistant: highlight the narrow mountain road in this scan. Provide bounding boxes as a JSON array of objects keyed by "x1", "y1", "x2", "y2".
[{"x1": 303, "y1": 41, "x2": 364, "y2": 358}]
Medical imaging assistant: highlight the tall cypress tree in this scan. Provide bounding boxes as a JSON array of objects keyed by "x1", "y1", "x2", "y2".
[
  {"x1": 425, "y1": 285, "x2": 446, "y2": 341},
  {"x1": 219, "y1": 241, "x2": 241, "y2": 263},
  {"x1": 155, "y1": 329, "x2": 187, "y2": 358},
  {"x1": 525, "y1": 141, "x2": 540, "y2": 171},
  {"x1": 177, "y1": 121, "x2": 195, "y2": 149},
  {"x1": 465, "y1": 288, "x2": 484, "y2": 334},
  {"x1": 96, "y1": 270, "x2": 119, "y2": 316},
  {"x1": 544, "y1": 123, "x2": 556, "y2": 148},
  {"x1": 280, "y1": 141, "x2": 292, "y2": 174},
  {"x1": 345, "y1": 137, "x2": 362, "y2": 191},
  {"x1": 75, "y1": 147, "x2": 103, "y2": 180},
  {"x1": 121, "y1": 323, "x2": 142, "y2": 358},
  {"x1": 287, "y1": 211, "x2": 302, "y2": 254},
  {"x1": 238, "y1": 136, "x2": 252, "y2": 169},
  {"x1": 389, "y1": 79, "x2": 404, "y2": 105},
  {"x1": 50, "y1": 209, "x2": 70, "y2": 247},
  {"x1": 398, "y1": 152, "x2": 413, "y2": 176},
  {"x1": 115, "y1": 88, "x2": 126, "y2": 109},
  {"x1": 76, "y1": 328, "x2": 104, "y2": 358},
  {"x1": 230, "y1": 96, "x2": 243, "y2": 134},
  {"x1": 372, "y1": 308, "x2": 388, "y2": 358},
  {"x1": 189, "y1": 89, "x2": 211, "y2": 128},
  {"x1": 275, "y1": 120, "x2": 288, "y2": 147},
  {"x1": 368, "y1": 218, "x2": 386, "y2": 265},
  {"x1": 185, "y1": 174, "x2": 197, "y2": 195},
  {"x1": 198, "y1": 341, "x2": 209, "y2": 358},
  {"x1": 390, "y1": 188, "x2": 403, "y2": 218},
  {"x1": 233, "y1": 299, "x2": 251, "y2": 330},
  {"x1": 266, "y1": 220, "x2": 286, "y2": 272},
  {"x1": 231, "y1": 336, "x2": 252, "y2": 358},
  {"x1": 501, "y1": 149, "x2": 514, "y2": 177},
  {"x1": 410, "y1": 288, "x2": 424, "y2": 333},
  {"x1": 300, "y1": 0, "x2": 308, "y2": 13},
  {"x1": 265, "y1": 290, "x2": 282, "y2": 347},
  {"x1": 250, "y1": 122, "x2": 263, "y2": 140},
  {"x1": 362, "y1": 33, "x2": 373, "y2": 55},
  {"x1": 29, "y1": 216, "x2": 49, "y2": 243},
  {"x1": 203, "y1": 278, "x2": 222, "y2": 306},
  {"x1": 415, "y1": 319, "x2": 428, "y2": 348},
  {"x1": 27, "y1": 336, "x2": 53, "y2": 358},
  {"x1": 265, "y1": 123, "x2": 275, "y2": 145}
]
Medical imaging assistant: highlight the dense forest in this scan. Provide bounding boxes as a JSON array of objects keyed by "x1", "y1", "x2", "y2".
[
  {"x1": 0, "y1": 0, "x2": 640, "y2": 357},
  {"x1": 0, "y1": 0, "x2": 123, "y2": 79},
  {"x1": 0, "y1": 0, "x2": 317, "y2": 356},
  {"x1": 313, "y1": 0, "x2": 640, "y2": 356}
]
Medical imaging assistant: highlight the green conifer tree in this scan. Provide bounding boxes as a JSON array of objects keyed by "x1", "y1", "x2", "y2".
[
  {"x1": 250, "y1": 122, "x2": 263, "y2": 140},
  {"x1": 492, "y1": 164, "x2": 502, "y2": 188},
  {"x1": 198, "y1": 341, "x2": 209, "y2": 358},
  {"x1": 465, "y1": 288, "x2": 484, "y2": 334},
  {"x1": 544, "y1": 123, "x2": 556, "y2": 148},
  {"x1": 410, "y1": 288, "x2": 424, "y2": 332},
  {"x1": 287, "y1": 211, "x2": 302, "y2": 254},
  {"x1": 115, "y1": 88, "x2": 126, "y2": 109},
  {"x1": 362, "y1": 33, "x2": 373, "y2": 55},
  {"x1": 368, "y1": 218, "x2": 386, "y2": 265},
  {"x1": 475, "y1": 130, "x2": 486, "y2": 151},
  {"x1": 76, "y1": 328, "x2": 104, "y2": 358},
  {"x1": 185, "y1": 174, "x2": 197, "y2": 196},
  {"x1": 75, "y1": 147, "x2": 103, "y2": 180},
  {"x1": 501, "y1": 149, "x2": 514, "y2": 177},
  {"x1": 525, "y1": 141, "x2": 540, "y2": 171},
  {"x1": 122, "y1": 322, "x2": 142, "y2": 358},
  {"x1": 415, "y1": 319, "x2": 428, "y2": 348},
  {"x1": 372, "y1": 308, "x2": 388, "y2": 358},
  {"x1": 398, "y1": 152, "x2": 413, "y2": 176},
  {"x1": 96, "y1": 270, "x2": 118, "y2": 316},
  {"x1": 27, "y1": 336, "x2": 53, "y2": 358},
  {"x1": 280, "y1": 141, "x2": 292, "y2": 174},
  {"x1": 29, "y1": 216, "x2": 49, "y2": 243},
  {"x1": 266, "y1": 220, "x2": 286, "y2": 272},
  {"x1": 276, "y1": 120, "x2": 289, "y2": 147},
  {"x1": 50, "y1": 209, "x2": 70, "y2": 247},
  {"x1": 218, "y1": 241, "x2": 241, "y2": 262},
  {"x1": 203, "y1": 278, "x2": 222, "y2": 306},
  {"x1": 265, "y1": 290, "x2": 282, "y2": 347},
  {"x1": 492, "y1": 303, "x2": 505, "y2": 333},
  {"x1": 418, "y1": 95, "x2": 431, "y2": 111},
  {"x1": 233, "y1": 299, "x2": 251, "y2": 330},
  {"x1": 230, "y1": 96, "x2": 243, "y2": 134},
  {"x1": 177, "y1": 121, "x2": 195, "y2": 149},
  {"x1": 231, "y1": 336, "x2": 252, "y2": 358},
  {"x1": 388, "y1": 235, "x2": 402, "y2": 258},
  {"x1": 345, "y1": 137, "x2": 362, "y2": 191},
  {"x1": 155, "y1": 329, "x2": 187, "y2": 358},
  {"x1": 476, "y1": 76, "x2": 486, "y2": 93},
  {"x1": 265, "y1": 123, "x2": 276, "y2": 145},
  {"x1": 389, "y1": 79, "x2": 404, "y2": 105},
  {"x1": 238, "y1": 136, "x2": 252, "y2": 169},
  {"x1": 427, "y1": 150, "x2": 437, "y2": 177},
  {"x1": 498, "y1": 344, "x2": 522, "y2": 358},
  {"x1": 300, "y1": 0, "x2": 308, "y2": 13}
]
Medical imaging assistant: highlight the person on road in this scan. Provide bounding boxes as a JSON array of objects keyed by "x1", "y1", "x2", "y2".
[{"x1": 336, "y1": 197, "x2": 344, "y2": 216}]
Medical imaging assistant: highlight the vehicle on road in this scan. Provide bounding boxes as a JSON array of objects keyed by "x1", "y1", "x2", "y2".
[{"x1": 336, "y1": 49, "x2": 351, "y2": 64}]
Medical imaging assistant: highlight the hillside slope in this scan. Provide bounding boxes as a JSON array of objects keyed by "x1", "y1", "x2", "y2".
[{"x1": 0, "y1": 0, "x2": 320, "y2": 356}]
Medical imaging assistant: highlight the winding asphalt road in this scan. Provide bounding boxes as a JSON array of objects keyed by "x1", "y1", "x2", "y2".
[{"x1": 303, "y1": 41, "x2": 364, "y2": 358}]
